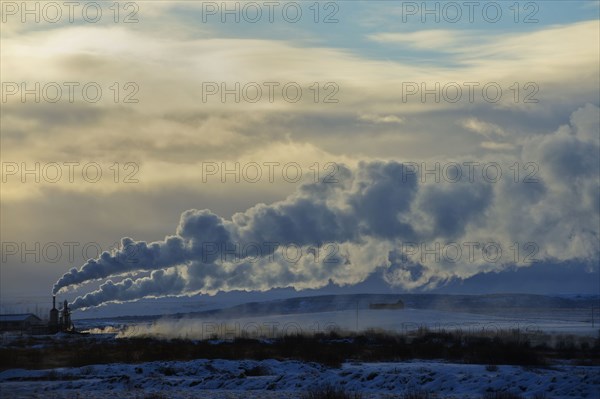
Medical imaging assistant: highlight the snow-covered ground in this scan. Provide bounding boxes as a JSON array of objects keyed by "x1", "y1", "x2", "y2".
[
  {"x1": 1, "y1": 358, "x2": 598, "y2": 398},
  {"x1": 107, "y1": 308, "x2": 598, "y2": 341},
  {"x1": 68, "y1": 293, "x2": 599, "y2": 340},
  {"x1": 2, "y1": 295, "x2": 597, "y2": 398}
]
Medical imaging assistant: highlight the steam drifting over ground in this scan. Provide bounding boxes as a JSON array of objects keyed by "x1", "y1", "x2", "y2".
[{"x1": 54, "y1": 105, "x2": 599, "y2": 310}]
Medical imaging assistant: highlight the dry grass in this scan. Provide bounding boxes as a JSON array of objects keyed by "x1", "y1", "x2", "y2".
[{"x1": 1, "y1": 329, "x2": 598, "y2": 370}]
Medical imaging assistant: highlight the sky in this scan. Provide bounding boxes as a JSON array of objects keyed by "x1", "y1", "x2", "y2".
[{"x1": 1, "y1": 1, "x2": 599, "y2": 315}]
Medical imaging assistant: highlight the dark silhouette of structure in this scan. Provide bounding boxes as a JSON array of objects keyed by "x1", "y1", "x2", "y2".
[
  {"x1": 1, "y1": 297, "x2": 75, "y2": 334},
  {"x1": 0, "y1": 313, "x2": 44, "y2": 333},
  {"x1": 48, "y1": 296, "x2": 74, "y2": 333},
  {"x1": 49, "y1": 296, "x2": 59, "y2": 327},
  {"x1": 369, "y1": 299, "x2": 404, "y2": 310}
]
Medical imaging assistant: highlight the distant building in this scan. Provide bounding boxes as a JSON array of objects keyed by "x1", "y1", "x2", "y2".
[
  {"x1": 369, "y1": 299, "x2": 404, "y2": 310},
  {"x1": 0, "y1": 313, "x2": 44, "y2": 333}
]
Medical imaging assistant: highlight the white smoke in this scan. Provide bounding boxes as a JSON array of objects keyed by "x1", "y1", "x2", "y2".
[{"x1": 55, "y1": 105, "x2": 599, "y2": 310}]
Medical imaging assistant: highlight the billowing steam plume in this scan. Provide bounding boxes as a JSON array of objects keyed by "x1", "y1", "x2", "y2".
[{"x1": 55, "y1": 105, "x2": 599, "y2": 310}]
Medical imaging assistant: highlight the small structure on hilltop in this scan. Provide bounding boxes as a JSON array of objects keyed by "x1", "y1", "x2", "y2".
[
  {"x1": 0, "y1": 313, "x2": 44, "y2": 333},
  {"x1": 369, "y1": 299, "x2": 405, "y2": 310}
]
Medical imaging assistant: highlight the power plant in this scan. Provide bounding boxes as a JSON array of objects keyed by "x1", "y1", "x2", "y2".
[
  {"x1": 48, "y1": 296, "x2": 74, "y2": 333},
  {"x1": 0, "y1": 296, "x2": 75, "y2": 334}
]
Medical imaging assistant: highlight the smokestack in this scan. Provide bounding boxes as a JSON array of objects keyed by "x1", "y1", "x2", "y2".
[{"x1": 49, "y1": 295, "x2": 59, "y2": 330}]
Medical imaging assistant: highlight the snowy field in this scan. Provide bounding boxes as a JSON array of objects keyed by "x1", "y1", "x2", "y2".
[
  {"x1": 67, "y1": 293, "x2": 599, "y2": 340},
  {"x1": 1, "y1": 358, "x2": 598, "y2": 398},
  {"x1": 107, "y1": 308, "x2": 599, "y2": 341},
  {"x1": 2, "y1": 296, "x2": 598, "y2": 398}
]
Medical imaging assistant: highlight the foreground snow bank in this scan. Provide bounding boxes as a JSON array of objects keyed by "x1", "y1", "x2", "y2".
[{"x1": 1, "y1": 359, "x2": 598, "y2": 398}]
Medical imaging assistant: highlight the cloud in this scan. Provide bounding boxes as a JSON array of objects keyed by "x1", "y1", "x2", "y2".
[
  {"x1": 2, "y1": 19, "x2": 598, "y2": 205},
  {"x1": 3, "y1": 4, "x2": 598, "y2": 302},
  {"x1": 359, "y1": 113, "x2": 404, "y2": 124},
  {"x1": 368, "y1": 30, "x2": 475, "y2": 50},
  {"x1": 480, "y1": 142, "x2": 515, "y2": 151},
  {"x1": 55, "y1": 104, "x2": 599, "y2": 309},
  {"x1": 460, "y1": 117, "x2": 514, "y2": 150},
  {"x1": 460, "y1": 118, "x2": 508, "y2": 139}
]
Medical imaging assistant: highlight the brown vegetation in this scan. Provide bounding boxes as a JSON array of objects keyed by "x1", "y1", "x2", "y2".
[{"x1": 1, "y1": 328, "x2": 598, "y2": 370}]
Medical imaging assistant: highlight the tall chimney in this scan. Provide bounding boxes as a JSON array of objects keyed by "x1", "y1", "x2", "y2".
[{"x1": 49, "y1": 295, "x2": 59, "y2": 329}]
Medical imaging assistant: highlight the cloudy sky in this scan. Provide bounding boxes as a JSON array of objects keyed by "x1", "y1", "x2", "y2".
[{"x1": 1, "y1": 1, "x2": 598, "y2": 313}]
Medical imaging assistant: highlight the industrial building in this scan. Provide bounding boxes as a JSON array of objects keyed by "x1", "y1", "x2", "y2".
[
  {"x1": 0, "y1": 296, "x2": 74, "y2": 334},
  {"x1": 0, "y1": 313, "x2": 44, "y2": 333},
  {"x1": 48, "y1": 296, "x2": 74, "y2": 333}
]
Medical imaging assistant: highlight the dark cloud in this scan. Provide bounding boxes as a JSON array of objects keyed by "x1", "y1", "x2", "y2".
[
  {"x1": 417, "y1": 183, "x2": 492, "y2": 240},
  {"x1": 51, "y1": 104, "x2": 599, "y2": 309}
]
